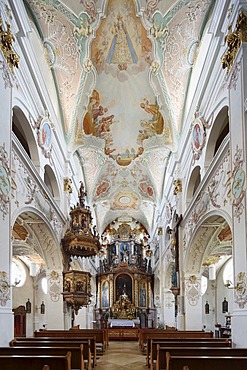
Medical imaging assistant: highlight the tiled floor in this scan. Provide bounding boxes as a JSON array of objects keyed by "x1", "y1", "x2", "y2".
[{"x1": 96, "y1": 341, "x2": 146, "y2": 369}]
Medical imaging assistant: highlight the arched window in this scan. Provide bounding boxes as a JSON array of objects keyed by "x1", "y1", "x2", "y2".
[
  {"x1": 223, "y1": 258, "x2": 233, "y2": 287},
  {"x1": 11, "y1": 259, "x2": 26, "y2": 287}
]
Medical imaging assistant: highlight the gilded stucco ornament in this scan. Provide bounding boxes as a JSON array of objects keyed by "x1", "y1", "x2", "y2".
[
  {"x1": 222, "y1": 11, "x2": 247, "y2": 74},
  {"x1": 0, "y1": 16, "x2": 19, "y2": 74},
  {"x1": 173, "y1": 179, "x2": 182, "y2": 195},
  {"x1": 64, "y1": 178, "x2": 73, "y2": 194}
]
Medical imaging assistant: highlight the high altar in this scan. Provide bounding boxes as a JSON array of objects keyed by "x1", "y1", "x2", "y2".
[{"x1": 95, "y1": 222, "x2": 154, "y2": 327}]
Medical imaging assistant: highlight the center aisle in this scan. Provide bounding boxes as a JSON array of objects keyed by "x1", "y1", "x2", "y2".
[{"x1": 96, "y1": 341, "x2": 146, "y2": 370}]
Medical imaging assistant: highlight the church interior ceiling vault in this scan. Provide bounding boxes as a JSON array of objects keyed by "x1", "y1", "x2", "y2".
[{"x1": 24, "y1": 0, "x2": 214, "y2": 234}]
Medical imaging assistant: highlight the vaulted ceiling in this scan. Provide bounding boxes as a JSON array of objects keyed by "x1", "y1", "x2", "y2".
[{"x1": 25, "y1": 0, "x2": 214, "y2": 234}]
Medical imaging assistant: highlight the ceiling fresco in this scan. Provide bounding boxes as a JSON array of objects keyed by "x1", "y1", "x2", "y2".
[{"x1": 25, "y1": 0, "x2": 214, "y2": 234}]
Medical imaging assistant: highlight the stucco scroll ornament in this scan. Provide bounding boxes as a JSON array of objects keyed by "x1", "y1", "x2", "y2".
[
  {"x1": 190, "y1": 108, "x2": 209, "y2": 163},
  {"x1": 0, "y1": 271, "x2": 10, "y2": 306},
  {"x1": 32, "y1": 114, "x2": 54, "y2": 159},
  {"x1": 80, "y1": 1, "x2": 97, "y2": 21},
  {"x1": 232, "y1": 145, "x2": 245, "y2": 223},
  {"x1": 144, "y1": 0, "x2": 160, "y2": 20},
  {"x1": 0, "y1": 143, "x2": 11, "y2": 220},
  {"x1": 235, "y1": 272, "x2": 247, "y2": 309},
  {"x1": 48, "y1": 270, "x2": 62, "y2": 302},
  {"x1": 185, "y1": 275, "x2": 201, "y2": 306}
]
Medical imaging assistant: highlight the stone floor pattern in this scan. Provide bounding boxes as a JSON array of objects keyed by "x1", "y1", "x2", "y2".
[{"x1": 96, "y1": 341, "x2": 146, "y2": 370}]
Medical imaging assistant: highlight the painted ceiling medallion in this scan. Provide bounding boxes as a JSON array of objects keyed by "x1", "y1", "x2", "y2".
[
  {"x1": 111, "y1": 191, "x2": 139, "y2": 210},
  {"x1": 119, "y1": 196, "x2": 131, "y2": 204},
  {"x1": 0, "y1": 143, "x2": 11, "y2": 220}
]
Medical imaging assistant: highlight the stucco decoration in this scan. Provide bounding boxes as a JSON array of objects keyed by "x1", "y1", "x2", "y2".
[
  {"x1": 0, "y1": 271, "x2": 10, "y2": 306},
  {"x1": 232, "y1": 145, "x2": 245, "y2": 223},
  {"x1": 0, "y1": 143, "x2": 11, "y2": 219},
  {"x1": 208, "y1": 149, "x2": 231, "y2": 208},
  {"x1": 151, "y1": 0, "x2": 212, "y2": 131},
  {"x1": 11, "y1": 148, "x2": 64, "y2": 241},
  {"x1": 228, "y1": 60, "x2": 241, "y2": 90},
  {"x1": 185, "y1": 274, "x2": 201, "y2": 306},
  {"x1": 235, "y1": 271, "x2": 247, "y2": 309},
  {"x1": 0, "y1": 58, "x2": 17, "y2": 88},
  {"x1": 191, "y1": 192, "x2": 210, "y2": 225},
  {"x1": 0, "y1": 15, "x2": 19, "y2": 74},
  {"x1": 27, "y1": 0, "x2": 90, "y2": 133},
  {"x1": 48, "y1": 270, "x2": 62, "y2": 302}
]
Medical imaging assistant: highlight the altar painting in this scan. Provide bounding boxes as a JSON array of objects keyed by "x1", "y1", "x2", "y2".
[
  {"x1": 115, "y1": 274, "x2": 132, "y2": 302},
  {"x1": 102, "y1": 280, "x2": 109, "y2": 308}
]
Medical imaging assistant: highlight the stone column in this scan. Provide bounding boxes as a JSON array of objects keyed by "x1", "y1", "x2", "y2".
[{"x1": 0, "y1": 51, "x2": 14, "y2": 346}]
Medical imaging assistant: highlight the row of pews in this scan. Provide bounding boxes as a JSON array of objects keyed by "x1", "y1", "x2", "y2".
[
  {"x1": 138, "y1": 328, "x2": 247, "y2": 370},
  {"x1": 0, "y1": 328, "x2": 108, "y2": 370}
]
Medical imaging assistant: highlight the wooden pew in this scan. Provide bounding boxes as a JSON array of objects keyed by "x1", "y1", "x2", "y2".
[
  {"x1": 35, "y1": 328, "x2": 107, "y2": 351},
  {"x1": 155, "y1": 346, "x2": 247, "y2": 370},
  {"x1": 138, "y1": 329, "x2": 213, "y2": 352},
  {"x1": 10, "y1": 339, "x2": 93, "y2": 370},
  {"x1": 0, "y1": 345, "x2": 84, "y2": 370},
  {"x1": 0, "y1": 352, "x2": 71, "y2": 370},
  {"x1": 158, "y1": 349, "x2": 247, "y2": 370},
  {"x1": 148, "y1": 338, "x2": 231, "y2": 368},
  {"x1": 42, "y1": 366, "x2": 49, "y2": 370},
  {"x1": 13, "y1": 336, "x2": 96, "y2": 366}
]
